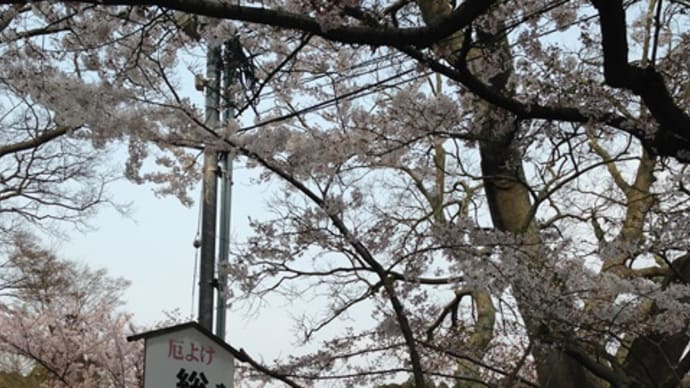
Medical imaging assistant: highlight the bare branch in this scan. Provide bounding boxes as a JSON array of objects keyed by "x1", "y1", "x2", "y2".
[{"x1": 0, "y1": 127, "x2": 70, "y2": 158}]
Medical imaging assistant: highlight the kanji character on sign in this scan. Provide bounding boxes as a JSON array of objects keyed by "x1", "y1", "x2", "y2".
[
  {"x1": 168, "y1": 339, "x2": 184, "y2": 360},
  {"x1": 176, "y1": 368, "x2": 209, "y2": 388}
]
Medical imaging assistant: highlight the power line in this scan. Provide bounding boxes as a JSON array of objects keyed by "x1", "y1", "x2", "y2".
[{"x1": 236, "y1": 67, "x2": 429, "y2": 133}]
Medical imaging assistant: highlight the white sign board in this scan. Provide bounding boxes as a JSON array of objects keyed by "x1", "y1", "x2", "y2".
[{"x1": 141, "y1": 325, "x2": 234, "y2": 388}]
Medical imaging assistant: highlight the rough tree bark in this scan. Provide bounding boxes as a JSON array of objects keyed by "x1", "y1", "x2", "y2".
[{"x1": 415, "y1": 1, "x2": 598, "y2": 386}]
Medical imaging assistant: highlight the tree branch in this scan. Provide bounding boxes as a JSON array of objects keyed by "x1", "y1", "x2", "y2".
[
  {"x1": 563, "y1": 343, "x2": 631, "y2": 388},
  {"x1": 0, "y1": 127, "x2": 70, "y2": 158},
  {"x1": 590, "y1": 0, "x2": 690, "y2": 157},
  {"x1": 0, "y1": 0, "x2": 495, "y2": 48},
  {"x1": 226, "y1": 344, "x2": 304, "y2": 388},
  {"x1": 397, "y1": 45, "x2": 690, "y2": 160},
  {"x1": 0, "y1": 4, "x2": 23, "y2": 33}
]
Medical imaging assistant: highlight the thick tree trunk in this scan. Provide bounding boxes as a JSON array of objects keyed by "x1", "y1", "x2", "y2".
[
  {"x1": 623, "y1": 255, "x2": 690, "y2": 388},
  {"x1": 478, "y1": 119, "x2": 597, "y2": 388},
  {"x1": 412, "y1": 1, "x2": 600, "y2": 386},
  {"x1": 470, "y1": 11, "x2": 598, "y2": 388}
]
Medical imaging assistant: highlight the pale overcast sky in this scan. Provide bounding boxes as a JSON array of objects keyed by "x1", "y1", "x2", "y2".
[{"x1": 58, "y1": 161, "x2": 309, "y2": 362}]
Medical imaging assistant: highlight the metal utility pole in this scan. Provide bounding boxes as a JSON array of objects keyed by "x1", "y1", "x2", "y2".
[
  {"x1": 215, "y1": 153, "x2": 232, "y2": 339},
  {"x1": 199, "y1": 44, "x2": 222, "y2": 331},
  {"x1": 216, "y1": 37, "x2": 239, "y2": 340}
]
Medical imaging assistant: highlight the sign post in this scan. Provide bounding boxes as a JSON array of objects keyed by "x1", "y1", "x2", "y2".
[{"x1": 128, "y1": 322, "x2": 235, "y2": 388}]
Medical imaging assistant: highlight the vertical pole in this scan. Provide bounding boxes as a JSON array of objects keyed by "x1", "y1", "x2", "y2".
[
  {"x1": 216, "y1": 38, "x2": 238, "y2": 340},
  {"x1": 215, "y1": 154, "x2": 232, "y2": 339},
  {"x1": 199, "y1": 44, "x2": 221, "y2": 331}
]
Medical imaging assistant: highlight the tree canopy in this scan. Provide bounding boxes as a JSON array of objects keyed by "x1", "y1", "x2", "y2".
[
  {"x1": 1, "y1": 0, "x2": 690, "y2": 387},
  {"x1": 0, "y1": 232, "x2": 141, "y2": 387}
]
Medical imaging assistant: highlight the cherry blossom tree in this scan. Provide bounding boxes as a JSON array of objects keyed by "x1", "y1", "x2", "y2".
[
  {"x1": 0, "y1": 84, "x2": 113, "y2": 236},
  {"x1": 0, "y1": 232, "x2": 143, "y2": 388},
  {"x1": 1, "y1": 1, "x2": 690, "y2": 387},
  {"x1": 0, "y1": 4, "x2": 130, "y2": 238}
]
